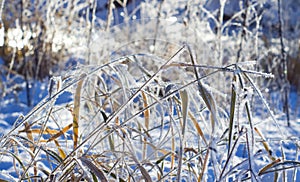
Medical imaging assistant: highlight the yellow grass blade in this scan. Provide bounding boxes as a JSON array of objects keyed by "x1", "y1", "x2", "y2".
[
  {"x1": 47, "y1": 123, "x2": 73, "y2": 142},
  {"x1": 141, "y1": 91, "x2": 150, "y2": 160},
  {"x1": 53, "y1": 140, "x2": 67, "y2": 159},
  {"x1": 171, "y1": 126, "x2": 175, "y2": 170},
  {"x1": 188, "y1": 111, "x2": 207, "y2": 146},
  {"x1": 141, "y1": 91, "x2": 150, "y2": 130},
  {"x1": 254, "y1": 127, "x2": 276, "y2": 161},
  {"x1": 20, "y1": 127, "x2": 61, "y2": 135},
  {"x1": 73, "y1": 77, "x2": 84, "y2": 149},
  {"x1": 18, "y1": 122, "x2": 32, "y2": 133},
  {"x1": 199, "y1": 148, "x2": 210, "y2": 182},
  {"x1": 43, "y1": 128, "x2": 61, "y2": 135},
  {"x1": 23, "y1": 122, "x2": 34, "y2": 151},
  {"x1": 258, "y1": 158, "x2": 281, "y2": 175},
  {"x1": 259, "y1": 160, "x2": 300, "y2": 176}
]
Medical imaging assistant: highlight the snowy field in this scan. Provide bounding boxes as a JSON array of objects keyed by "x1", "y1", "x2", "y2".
[{"x1": 0, "y1": 0, "x2": 300, "y2": 181}]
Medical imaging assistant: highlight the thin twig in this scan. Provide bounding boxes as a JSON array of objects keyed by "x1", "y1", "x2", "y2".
[
  {"x1": 106, "y1": 0, "x2": 114, "y2": 31},
  {"x1": 236, "y1": 0, "x2": 250, "y2": 63},
  {"x1": 277, "y1": 0, "x2": 290, "y2": 126}
]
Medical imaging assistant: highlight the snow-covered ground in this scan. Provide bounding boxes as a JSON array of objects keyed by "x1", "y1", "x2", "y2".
[{"x1": 0, "y1": 0, "x2": 300, "y2": 181}]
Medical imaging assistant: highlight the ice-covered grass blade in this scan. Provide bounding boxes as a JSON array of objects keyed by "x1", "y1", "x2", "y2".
[
  {"x1": 79, "y1": 156, "x2": 108, "y2": 182},
  {"x1": 242, "y1": 70, "x2": 285, "y2": 137},
  {"x1": 73, "y1": 76, "x2": 84, "y2": 150},
  {"x1": 177, "y1": 89, "x2": 188, "y2": 181},
  {"x1": 228, "y1": 74, "x2": 237, "y2": 156},
  {"x1": 180, "y1": 89, "x2": 188, "y2": 138}
]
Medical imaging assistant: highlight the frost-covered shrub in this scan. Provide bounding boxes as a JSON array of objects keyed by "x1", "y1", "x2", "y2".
[
  {"x1": 1, "y1": 0, "x2": 82, "y2": 78},
  {"x1": 0, "y1": 42, "x2": 291, "y2": 181},
  {"x1": 0, "y1": 0, "x2": 108, "y2": 104},
  {"x1": 0, "y1": 0, "x2": 300, "y2": 181}
]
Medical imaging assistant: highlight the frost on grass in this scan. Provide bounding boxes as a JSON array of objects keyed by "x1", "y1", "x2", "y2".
[
  {"x1": 0, "y1": 41, "x2": 298, "y2": 181},
  {"x1": 0, "y1": 0, "x2": 300, "y2": 181}
]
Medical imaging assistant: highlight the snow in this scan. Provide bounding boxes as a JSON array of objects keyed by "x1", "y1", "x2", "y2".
[{"x1": 0, "y1": 0, "x2": 300, "y2": 181}]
